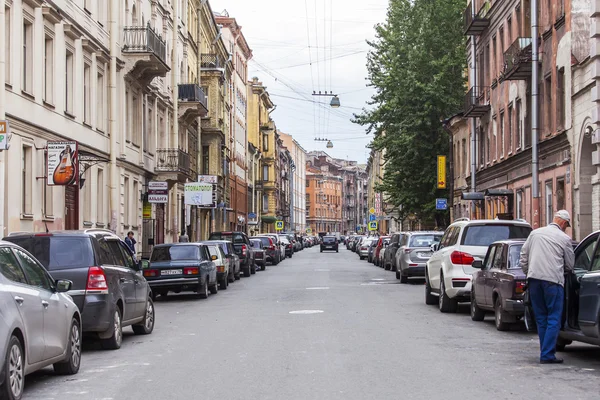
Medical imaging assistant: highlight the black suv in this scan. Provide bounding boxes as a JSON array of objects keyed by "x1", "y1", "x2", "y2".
[
  {"x1": 320, "y1": 236, "x2": 339, "y2": 252},
  {"x1": 4, "y1": 229, "x2": 155, "y2": 350},
  {"x1": 208, "y1": 231, "x2": 255, "y2": 277}
]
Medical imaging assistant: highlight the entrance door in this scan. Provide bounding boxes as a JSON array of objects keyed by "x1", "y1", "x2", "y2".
[
  {"x1": 155, "y1": 203, "x2": 164, "y2": 244},
  {"x1": 65, "y1": 185, "x2": 79, "y2": 230}
]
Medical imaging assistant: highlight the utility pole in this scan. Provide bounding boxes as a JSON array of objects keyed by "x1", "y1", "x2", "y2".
[
  {"x1": 531, "y1": 0, "x2": 540, "y2": 228},
  {"x1": 0, "y1": 0, "x2": 6, "y2": 237}
]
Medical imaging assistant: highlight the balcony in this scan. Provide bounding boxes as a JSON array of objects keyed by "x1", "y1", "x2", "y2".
[
  {"x1": 201, "y1": 54, "x2": 225, "y2": 70},
  {"x1": 464, "y1": 87, "x2": 490, "y2": 118},
  {"x1": 122, "y1": 26, "x2": 169, "y2": 85},
  {"x1": 501, "y1": 38, "x2": 533, "y2": 81},
  {"x1": 464, "y1": 1, "x2": 490, "y2": 36},
  {"x1": 155, "y1": 149, "x2": 191, "y2": 183},
  {"x1": 178, "y1": 84, "x2": 208, "y2": 124}
]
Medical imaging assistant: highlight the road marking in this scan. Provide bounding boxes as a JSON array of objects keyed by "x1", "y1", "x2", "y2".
[
  {"x1": 289, "y1": 310, "x2": 324, "y2": 314},
  {"x1": 314, "y1": 268, "x2": 330, "y2": 272},
  {"x1": 306, "y1": 287, "x2": 330, "y2": 290},
  {"x1": 371, "y1": 278, "x2": 385, "y2": 281}
]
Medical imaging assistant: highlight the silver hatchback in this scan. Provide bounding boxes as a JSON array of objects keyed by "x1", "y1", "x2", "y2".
[{"x1": 0, "y1": 241, "x2": 81, "y2": 400}]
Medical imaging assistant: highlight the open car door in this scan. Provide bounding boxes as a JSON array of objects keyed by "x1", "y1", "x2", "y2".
[{"x1": 577, "y1": 235, "x2": 600, "y2": 337}]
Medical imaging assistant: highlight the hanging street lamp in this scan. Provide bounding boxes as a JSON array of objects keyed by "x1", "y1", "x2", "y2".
[{"x1": 312, "y1": 91, "x2": 341, "y2": 108}]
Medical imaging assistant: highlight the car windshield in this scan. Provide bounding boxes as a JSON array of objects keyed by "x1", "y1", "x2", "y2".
[
  {"x1": 508, "y1": 244, "x2": 524, "y2": 269},
  {"x1": 323, "y1": 237, "x2": 336, "y2": 243},
  {"x1": 409, "y1": 234, "x2": 442, "y2": 248},
  {"x1": 6, "y1": 236, "x2": 95, "y2": 270},
  {"x1": 151, "y1": 245, "x2": 200, "y2": 261},
  {"x1": 461, "y1": 225, "x2": 532, "y2": 246}
]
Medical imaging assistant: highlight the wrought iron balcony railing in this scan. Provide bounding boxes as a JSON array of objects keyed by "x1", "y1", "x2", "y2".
[
  {"x1": 122, "y1": 25, "x2": 167, "y2": 65},
  {"x1": 155, "y1": 149, "x2": 190, "y2": 175},
  {"x1": 464, "y1": 86, "x2": 490, "y2": 118},
  {"x1": 501, "y1": 37, "x2": 533, "y2": 81},
  {"x1": 200, "y1": 54, "x2": 224, "y2": 69},
  {"x1": 178, "y1": 84, "x2": 208, "y2": 109},
  {"x1": 464, "y1": 1, "x2": 490, "y2": 36}
]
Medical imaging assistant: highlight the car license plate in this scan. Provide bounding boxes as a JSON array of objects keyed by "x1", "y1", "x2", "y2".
[
  {"x1": 161, "y1": 269, "x2": 182, "y2": 276},
  {"x1": 326, "y1": 246, "x2": 332, "y2": 249},
  {"x1": 419, "y1": 252, "x2": 432, "y2": 257}
]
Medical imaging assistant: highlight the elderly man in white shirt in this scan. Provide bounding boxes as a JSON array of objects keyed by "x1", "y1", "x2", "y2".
[{"x1": 520, "y1": 210, "x2": 575, "y2": 364}]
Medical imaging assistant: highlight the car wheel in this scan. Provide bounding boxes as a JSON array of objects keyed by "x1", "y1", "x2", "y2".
[
  {"x1": 438, "y1": 277, "x2": 458, "y2": 313},
  {"x1": 400, "y1": 272, "x2": 408, "y2": 284},
  {"x1": 556, "y1": 337, "x2": 571, "y2": 351},
  {"x1": 425, "y1": 274, "x2": 437, "y2": 305},
  {"x1": 251, "y1": 263, "x2": 256, "y2": 274},
  {"x1": 133, "y1": 297, "x2": 155, "y2": 335},
  {"x1": 198, "y1": 279, "x2": 209, "y2": 299},
  {"x1": 336, "y1": 250, "x2": 339, "y2": 253},
  {"x1": 243, "y1": 265, "x2": 251, "y2": 277},
  {"x1": 54, "y1": 318, "x2": 82, "y2": 375},
  {"x1": 320, "y1": 250, "x2": 323, "y2": 253},
  {"x1": 209, "y1": 278, "x2": 219, "y2": 295},
  {"x1": 2, "y1": 335, "x2": 24, "y2": 400},
  {"x1": 228, "y1": 271, "x2": 235, "y2": 283},
  {"x1": 494, "y1": 296, "x2": 510, "y2": 331},
  {"x1": 395, "y1": 270, "x2": 400, "y2": 280},
  {"x1": 235, "y1": 272, "x2": 241, "y2": 280},
  {"x1": 220, "y1": 274, "x2": 228, "y2": 290},
  {"x1": 101, "y1": 308, "x2": 123, "y2": 350},
  {"x1": 470, "y1": 292, "x2": 485, "y2": 322},
  {"x1": 273, "y1": 256, "x2": 280, "y2": 266}
]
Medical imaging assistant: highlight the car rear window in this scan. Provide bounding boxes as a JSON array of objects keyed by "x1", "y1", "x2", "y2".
[
  {"x1": 206, "y1": 246, "x2": 220, "y2": 258},
  {"x1": 209, "y1": 233, "x2": 245, "y2": 244},
  {"x1": 409, "y1": 234, "x2": 443, "y2": 248},
  {"x1": 508, "y1": 244, "x2": 524, "y2": 269},
  {"x1": 461, "y1": 225, "x2": 532, "y2": 247},
  {"x1": 254, "y1": 237, "x2": 271, "y2": 246},
  {"x1": 250, "y1": 240, "x2": 262, "y2": 249},
  {"x1": 5, "y1": 236, "x2": 95, "y2": 270},
  {"x1": 151, "y1": 245, "x2": 201, "y2": 261},
  {"x1": 323, "y1": 237, "x2": 336, "y2": 243}
]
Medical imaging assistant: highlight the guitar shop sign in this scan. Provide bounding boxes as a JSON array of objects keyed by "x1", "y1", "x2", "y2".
[{"x1": 47, "y1": 141, "x2": 79, "y2": 186}]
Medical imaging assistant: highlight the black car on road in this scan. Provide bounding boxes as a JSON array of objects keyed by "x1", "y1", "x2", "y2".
[
  {"x1": 208, "y1": 231, "x2": 255, "y2": 276},
  {"x1": 4, "y1": 230, "x2": 155, "y2": 350},
  {"x1": 147, "y1": 243, "x2": 218, "y2": 299},
  {"x1": 320, "y1": 236, "x2": 339, "y2": 252}
]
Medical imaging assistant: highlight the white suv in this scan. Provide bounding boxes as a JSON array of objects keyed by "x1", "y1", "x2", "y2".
[{"x1": 425, "y1": 219, "x2": 532, "y2": 313}]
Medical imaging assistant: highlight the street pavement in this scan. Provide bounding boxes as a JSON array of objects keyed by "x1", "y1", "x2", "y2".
[{"x1": 22, "y1": 246, "x2": 600, "y2": 400}]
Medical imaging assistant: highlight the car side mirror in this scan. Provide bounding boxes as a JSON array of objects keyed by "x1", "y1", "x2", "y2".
[
  {"x1": 138, "y1": 260, "x2": 149, "y2": 270},
  {"x1": 384, "y1": 243, "x2": 389, "y2": 247},
  {"x1": 471, "y1": 260, "x2": 483, "y2": 269},
  {"x1": 55, "y1": 279, "x2": 72, "y2": 293},
  {"x1": 430, "y1": 244, "x2": 439, "y2": 252},
  {"x1": 211, "y1": 255, "x2": 217, "y2": 261}
]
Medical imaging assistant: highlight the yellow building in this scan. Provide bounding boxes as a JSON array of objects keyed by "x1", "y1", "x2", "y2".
[
  {"x1": 247, "y1": 78, "x2": 278, "y2": 232},
  {"x1": 365, "y1": 148, "x2": 390, "y2": 234}
]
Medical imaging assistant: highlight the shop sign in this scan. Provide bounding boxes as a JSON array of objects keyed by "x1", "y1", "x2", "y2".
[{"x1": 47, "y1": 141, "x2": 78, "y2": 186}]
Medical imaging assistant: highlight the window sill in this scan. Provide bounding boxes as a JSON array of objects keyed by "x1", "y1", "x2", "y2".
[
  {"x1": 507, "y1": 151, "x2": 513, "y2": 156},
  {"x1": 43, "y1": 216, "x2": 55, "y2": 222},
  {"x1": 21, "y1": 90, "x2": 35, "y2": 101},
  {"x1": 5, "y1": 83, "x2": 12, "y2": 91},
  {"x1": 96, "y1": 222, "x2": 106, "y2": 228},
  {"x1": 83, "y1": 221, "x2": 94, "y2": 227},
  {"x1": 21, "y1": 214, "x2": 34, "y2": 221},
  {"x1": 96, "y1": 128, "x2": 105, "y2": 135},
  {"x1": 64, "y1": 111, "x2": 76, "y2": 119},
  {"x1": 123, "y1": 224, "x2": 130, "y2": 229},
  {"x1": 43, "y1": 100, "x2": 55, "y2": 109},
  {"x1": 84, "y1": 8, "x2": 92, "y2": 16},
  {"x1": 83, "y1": 121, "x2": 92, "y2": 129}
]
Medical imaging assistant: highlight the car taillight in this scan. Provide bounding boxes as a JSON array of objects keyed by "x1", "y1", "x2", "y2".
[
  {"x1": 404, "y1": 248, "x2": 412, "y2": 254},
  {"x1": 242, "y1": 244, "x2": 247, "y2": 256},
  {"x1": 515, "y1": 280, "x2": 526, "y2": 294},
  {"x1": 268, "y1": 239, "x2": 275, "y2": 250},
  {"x1": 450, "y1": 251, "x2": 475, "y2": 265},
  {"x1": 143, "y1": 269, "x2": 159, "y2": 278},
  {"x1": 184, "y1": 267, "x2": 199, "y2": 275},
  {"x1": 86, "y1": 266, "x2": 108, "y2": 291}
]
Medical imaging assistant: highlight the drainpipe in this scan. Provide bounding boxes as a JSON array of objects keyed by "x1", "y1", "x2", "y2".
[
  {"x1": 172, "y1": 0, "x2": 180, "y2": 237},
  {"x1": 0, "y1": 0, "x2": 6, "y2": 237},
  {"x1": 531, "y1": 0, "x2": 540, "y2": 228},
  {"x1": 109, "y1": 0, "x2": 119, "y2": 232},
  {"x1": 470, "y1": 1, "x2": 477, "y2": 220}
]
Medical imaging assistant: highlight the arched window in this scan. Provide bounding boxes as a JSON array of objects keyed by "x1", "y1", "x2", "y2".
[{"x1": 132, "y1": 3, "x2": 138, "y2": 25}]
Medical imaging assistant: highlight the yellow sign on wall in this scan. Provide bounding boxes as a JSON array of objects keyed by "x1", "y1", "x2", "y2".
[
  {"x1": 275, "y1": 221, "x2": 284, "y2": 231},
  {"x1": 143, "y1": 202, "x2": 152, "y2": 219},
  {"x1": 437, "y1": 155, "x2": 446, "y2": 189}
]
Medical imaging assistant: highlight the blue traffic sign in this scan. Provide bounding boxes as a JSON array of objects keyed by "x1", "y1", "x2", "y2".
[
  {"x1": 436, "y1": 198, "x2": 448, "y2": 210},
  {"x1": 369, "y1": 214, "x2": 377, "y2": 222},
  {"x1": 248, "y1": 212, "x2": 257, "y2": 219}
]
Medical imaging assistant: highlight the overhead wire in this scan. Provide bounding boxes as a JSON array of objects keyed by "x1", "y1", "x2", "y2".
[{"x1": 304, "y1": 0, "x2": 317, "y2": 145}]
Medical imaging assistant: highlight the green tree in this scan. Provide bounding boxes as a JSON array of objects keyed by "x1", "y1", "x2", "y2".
[{"x1": 354, "y1": 0, "x2": 466, "y2": 227}]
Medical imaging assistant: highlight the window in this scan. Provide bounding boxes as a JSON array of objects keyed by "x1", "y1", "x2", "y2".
[
  {"x1": 507, "y1": 17, "x2": 512, "y2": 43},
  {"x1": 557, "y1": 68, "x2": 565, "y2": 129},
  {"x1": 84, "y1": 0, "x2": 93, "y2": 14},
  {"x1": 133, "y1": 180, "x2": 139, "y2": 225},
  {"x1": 0, "y1": 247, "x2": 27, "y2": 284},
  {"x1": 263, "y1": 165, "x2": 269, "y2": 181},
  {"x1": 545, "y1": 181, "x2": 553, "y2": 225},
  {"x1": 97, "y1": 239, "x2": 116, "y2": 265},
  {"x1": 97, "y1": 169, "x2": 104, "y2": 223},
  {"x1": 492, "y1": 245, "x2": 504, "y2": 269},
  {"x1": 556, "y1": 178, "x2": 565, "y2": 210},
  {"x1": 21, "y1": 146, "x2": 32, "y2": 215},
  {"x1": 516, "y1": 99, "x2": 522, "y2": 149},
  {"x1": 492, "y1": 37, "x2": 497, "y2": 78},
  {"x1": 65, "y1": 50, "x2": 74, "y2": 113},
  {"x1": 516, "y1": 190, "x2": 523, "y2": 219},
  {"x1": 263, "y1": 134, "x2": 269, "y2": 151},
  {"x1": 544, "y1": 75, "x2": 552, "y2": 133},
  {"x1": 22, "y1": 20, "x2": 33, "y2": 93},
  {"x1": 106, "y1": 241, "x2": 126, "y2": 267},
  {"x1": 574, "y1": 236, "x2": 598, "y2": 272},
  {"x1": 133, "y1": 95, "x2": 141, "y2": 145},
  {"x1": 124, "y1": 176, "x2": 130, "y2": 226},
  {"x1": 14, "y1": 248, "x2": 53, "y2": 291},
  {"x1": 97, "y1": 71, "x2": 105, "y2": 130},
  {"x1": 591, "y1": 240, "x2": 600, "y2": 272},
  {"x1": 84, "y1": 64, "x2": 91, "y2": 124},
  {"x1": 262, "y1": 194, "x2": 269, "y2": 211},
  {"x1": 461, "y1": 225, "x2": 532, "y2": 246},
  {"x1": 44, "y1": 36, "x2": 54, "y2": 103},
  {"x1": 118, "y1": 242, "x2": 136, "y2": 269},
  {"x1": 151, "y1": 245, "x2": 201, "y2": 262},
  {"x1": 493, "y1": 116, "x2": 497, "y2": 161},
  {"x1": 500, "y1": 111, "x2": 505, "y2": 157},
  {"x1": 202, "y1": 146, "x2": 209, "y2": 174},
  {"x1": 499, "y1": 27, "x2": 504, "y2": 59},
  {"x1": 5, "y1": 5, "x2": 11, "y2": 84}
]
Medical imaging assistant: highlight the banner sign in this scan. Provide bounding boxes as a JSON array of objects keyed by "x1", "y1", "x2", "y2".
[
  {"x1": 143, "y1": 202, "x2": 152, "y2": 219},
  {"x1": 47, "y1": 141, "x2": 78, "y2": 186},
  {"x1": 148, "y1": 181, "x2": 168, "y2": 203},
  {"x1": 437, "y1": 155, "x2": 446, "y2": 189},
  {"x1": 185, "y1": 183, "x2": 215, "y2": 208},
  {"x1": 198, "y1": 175, "x2": 218, "y2": 184},
  {"x1": 0, "y1": 120, "x2": 11, "y2": 150}
]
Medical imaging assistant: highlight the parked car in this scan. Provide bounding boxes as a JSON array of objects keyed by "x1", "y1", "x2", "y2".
[
  {"x1": 203, "y1": 240, "x2": 241, "y2": 281},
  {"x1": 373, "y1": 236, "x2": 390, "y2": 266},
  {"x1": 378, "y1": 245, "x2": 388, "y2": 267},
  {"x1": 425, "y1": 219, "x2": 532, "y2": 313},
  {"x1": 208, "y1": 231, "x2": 255, "y2": 276},
  {"x1": 384, "y1": 232, "x2": 406, "y2": 271},
  {"x1": 354, "y1": 236, "x2": 366, "y2": 254},
  {"x1": 250, "y1": 239, "x2": 267, "y2": 270},
  {"x1": 320, "y1": 236, "x2": 339, "y2": 252},
  {"x1": 257, "y1": 234, "x2": 286, "y2": 262},
  {"x1": 524, "y1": 230, "x2": 600, "y2": 350},
  {"x1": 204, "y1": 243, "x2": 234, "y2": 287},
  {"x1": 367, "y1": 239, "x2": 378, "y2": 263},
  {"x1": 395, "y1": 232, "x2": 443, "y2": 282},
  {"x1": 4, "y1": 230, "x2": 155, "y2": 350},
  {"x1": 279, "y1": 235, "x2": 294, "y2": 258},
  {"x1": 470, "y1": 240, "x2": 527, "y2": 330},
  {"x1": 146, "y1": 243, "x2": 219, "y2": 299},
  {"x1": 0, "y1": 241, "x2": 82, "y2": 400},
  {"x1": 359, "y1": 238, "x2": 377, "y2": 260}
]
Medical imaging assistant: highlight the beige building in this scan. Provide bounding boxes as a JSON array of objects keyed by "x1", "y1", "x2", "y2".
[{"x1": 279, "y1": 132, "x2": 307, "y2": 233}]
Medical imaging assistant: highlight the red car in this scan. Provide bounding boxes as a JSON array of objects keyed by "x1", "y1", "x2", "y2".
[{"x1": 373, "y1": 236, "x2": 390, "y2": 266}]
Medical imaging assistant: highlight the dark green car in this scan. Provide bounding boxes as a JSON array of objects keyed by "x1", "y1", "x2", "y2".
[{"x1": 146, "y1": 243, "x2": 218, "y2": 299}]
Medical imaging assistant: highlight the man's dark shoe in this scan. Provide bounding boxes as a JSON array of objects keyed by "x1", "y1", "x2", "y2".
[{"x1": 540, "y1": 358, "x2": 564, "y2": 364}]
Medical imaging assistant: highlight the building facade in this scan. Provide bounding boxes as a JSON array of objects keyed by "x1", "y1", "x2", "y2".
[{"x1": 279, "y1": 132, "x2": 307, "y2": 234}]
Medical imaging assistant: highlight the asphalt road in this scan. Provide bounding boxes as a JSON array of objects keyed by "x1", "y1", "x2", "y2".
[{"x1": 22, "y1": 245, "x2": 600, "y2": 400}]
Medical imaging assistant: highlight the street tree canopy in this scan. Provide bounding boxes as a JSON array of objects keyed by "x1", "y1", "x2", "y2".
[{"x1": 354, "y1": 0, "x2": 466, "y2": 226}]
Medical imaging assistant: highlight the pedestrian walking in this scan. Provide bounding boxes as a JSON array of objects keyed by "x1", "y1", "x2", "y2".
[
  {"x1": 519, "y1": 210, "x2": 575, "y2": 364},
  {"x1": 124, "y1": 231, "x2": 137, "y2": 258}
]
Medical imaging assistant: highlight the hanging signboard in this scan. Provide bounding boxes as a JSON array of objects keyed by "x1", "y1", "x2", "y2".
[
  {"x1": 148, "y1": 181, "x2": 168, "y2": 203},
  {"x1": 198, "y1": 175, "x2": 218, "y2": 184},
  {"x1": 47, "y1": 141, "x2": 78, "y2": 186},
  {"x1": 142, "y1": 202, "x2": 152, "y2": 219},
  {"x1": 185, "y1": 182, "x2": 216, "y2": 208},
  {"x1": 0, "y1": 120, "x2": 12, "y2": 150},
  {"x1": 437, "y1": 155, "x2": 447, "y2": 189}
]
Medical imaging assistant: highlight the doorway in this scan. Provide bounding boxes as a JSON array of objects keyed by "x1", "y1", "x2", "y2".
[
  {"x1": 576, "y1": 129, "x2": 594, "y2": 240},
  {"x1": 65, "y1": 185, "x2": 79, "y2": 230},
  {"x1": 155, "y1": 203, "x2": 165, "y2": 244}
]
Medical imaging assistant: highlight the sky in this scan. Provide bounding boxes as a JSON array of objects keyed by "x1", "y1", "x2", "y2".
[{"x1": 211, "y1": 0, "x2": 390, "y2": 164}]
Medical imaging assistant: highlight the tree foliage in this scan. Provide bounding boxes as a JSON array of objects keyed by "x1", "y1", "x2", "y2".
[{"x1": 354, "y1": 0, "x2": 466, "y2": 226}]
